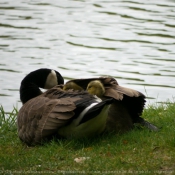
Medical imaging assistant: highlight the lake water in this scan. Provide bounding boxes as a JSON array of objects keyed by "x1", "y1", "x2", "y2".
[{"x1": 0, "y1": 0, "x2": 175, "y2": 112}]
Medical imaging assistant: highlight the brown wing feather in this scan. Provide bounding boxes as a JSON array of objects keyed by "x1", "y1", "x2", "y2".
[
  {"x1": 99, "y1": 77, "x2": 144, "y2": 98},
  {"x1": 104, "y1": 88, "x2": 123, "y2": 100},
  {"x1": 114, "y1": 85, "x2": 145, "y2": 98},
  {"x1": 17, "y1": 96, "x2": 76, "y2": 146}
]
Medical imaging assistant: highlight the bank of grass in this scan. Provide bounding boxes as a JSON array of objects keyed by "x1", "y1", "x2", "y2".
[{"x1": 0, "y1": 102, "x2": 175, "y2": 175}]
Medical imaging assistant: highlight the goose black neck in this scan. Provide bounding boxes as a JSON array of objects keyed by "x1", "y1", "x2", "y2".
[{"x1": 20, "y1": 68, "x2": 64, "y2": 104}]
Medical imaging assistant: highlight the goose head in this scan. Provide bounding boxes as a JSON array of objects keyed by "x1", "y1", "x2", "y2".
[
  {"x1": 20, "y1": 68, "x2": 64, "y2": 104},
  {"x1": 87, "y1": 80, "x2": 105, "y2": 98}
]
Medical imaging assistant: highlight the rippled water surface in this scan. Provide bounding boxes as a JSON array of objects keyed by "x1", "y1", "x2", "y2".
[{"x1": 0, "y1": 0, "x2": 175, "y2": 112}]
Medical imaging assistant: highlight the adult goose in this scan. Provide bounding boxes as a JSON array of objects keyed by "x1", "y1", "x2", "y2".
[
  {"x1": 63, "y1": 77, "x2": 159, "y2": 133},
  {"x1": 17, "y1": 68, "x2": 114, "y2": 146}
]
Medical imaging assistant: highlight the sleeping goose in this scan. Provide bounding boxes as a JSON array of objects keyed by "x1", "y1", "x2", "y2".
[
  {"x1": 63, "y1": 77, "x2": 159, "y2": 133},
  {"x1": 17, "y1": 68, "x2": 114, "y2": 146}
]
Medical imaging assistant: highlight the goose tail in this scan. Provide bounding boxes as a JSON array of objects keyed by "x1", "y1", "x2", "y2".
[{"x1": 137, "y1": 117, "x2": 159, "y2": 131}]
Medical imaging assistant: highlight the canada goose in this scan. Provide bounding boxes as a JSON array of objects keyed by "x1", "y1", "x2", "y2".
[
  {"x1": 17, "y1": 68, "x2": 114, "y2": 146},
  {"x1": 64, "y1": 77, "x2": 159, "y2": 133}
]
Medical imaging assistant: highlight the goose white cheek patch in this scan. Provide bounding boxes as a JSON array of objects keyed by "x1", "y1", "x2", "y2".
[{"x1": 44, "y1": 70, "x2": 58, "y2": 89}]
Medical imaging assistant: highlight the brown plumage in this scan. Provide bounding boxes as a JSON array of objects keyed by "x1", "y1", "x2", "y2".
[
  {"x1": 17, "y1": 69, "x2": 114, "y2": 146},
  {"x1": 18, "y1": 87, "x2": 75, "y2": 145},
  {"x1": 64, "y1": 77, "x2": 159, "y2": 133}
]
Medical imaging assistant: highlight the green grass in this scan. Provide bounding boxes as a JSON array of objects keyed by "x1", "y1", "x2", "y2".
[{"x1": 0, "y1": 102, "x2": 175, "y2": 175}]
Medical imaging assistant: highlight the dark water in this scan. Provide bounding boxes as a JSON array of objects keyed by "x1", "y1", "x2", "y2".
[{"x1": 0, "y1": 0, "x2": 175, "y2": 112}]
